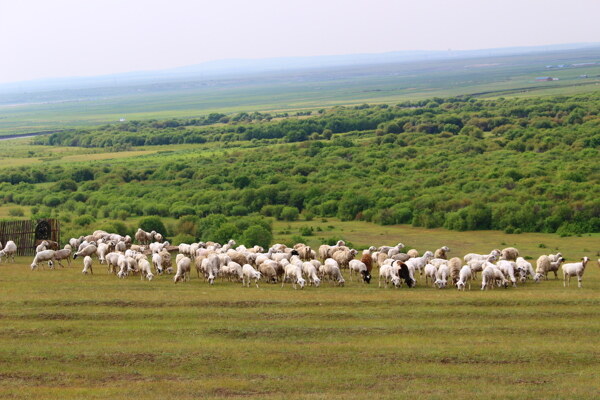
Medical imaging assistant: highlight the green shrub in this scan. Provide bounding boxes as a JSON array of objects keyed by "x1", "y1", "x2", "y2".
[
  {"x1": 74, "y1": 214, "x2": 95, "y2": 226},
  {"x1": 280, "y1": 206, "x2": 299, "y2": 221},
  {"x1": 139, "y1": 216, "x2": 167, "y2": 236}
]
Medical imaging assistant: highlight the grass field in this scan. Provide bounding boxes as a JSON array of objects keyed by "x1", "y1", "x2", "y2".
[{"x1": 0, "y1": 247, "x2": 599, "y2": 399}]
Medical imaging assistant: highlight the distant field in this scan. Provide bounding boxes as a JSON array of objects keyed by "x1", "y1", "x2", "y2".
[
  {"x1": 0, "y1": 254, "x2": 598, "y2": 399},
  {"x1": 2, "y1": 48, "x2": 600, "y2": 135}
]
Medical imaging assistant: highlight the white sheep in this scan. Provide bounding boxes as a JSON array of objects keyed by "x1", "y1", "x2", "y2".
[
  {"x1": 53, "y1": 246, "x2": 72, "y2": 267},
  {"x1": 138, "y1": 259, "x2": 154, "y2": 281},
  {"x1": 174, "y1": 256, "x2": 192, "y2": 283},
  {"x1": 562, "y1": 257, "x2": 589, "y2": 288},
  {"x1": 242, "y1": 264, "x2": 261, "y2": 288},
  {"x1": 348, "y1": 259, "x2": 371, "y2": 283},
  {"x1": 464, "y1": 249, "x2": 501, "y2": 264},
  {"x1": 82, "y1": 256, "x2": 93, "y2": 275},
  {"x1": 322, "y1": 259, "x2": 345, "y2": 286},
  {"x1": 424, "y1": 263, "x2": 437, "y2": 287},
  {"x1": 152, "y1": 252, "x2": 164, "y2": 274},
  {"x1": 378, "y1": 264, "x2": 401, "y2": 288},
  {"x1": 282, "y1": 264, "x2": 306, "y2": 289},
  {"x1": 515, "y1": 257, "x2": 534, "y2": 282},
  {"x1": 434, "y1": 264, "x2": 449, "y2": 289},
  {"x1": 456, "y1": 265, "x2": 472, "y2": 291},
  {"x1": 0, "y1": 240, "x2": 17, "y2": 263},
  {"x1": 496, "y1": 260, "x2": 518, "y2": 287},
  {"x1": 468, "y1": 254, "x2": 497, "y2": 278},
  {"x1": 73, "y1": 244, "x2": 97, "y2": 260},
  {"x1": 31, "y1": 250, "x2": 55, "y2": 270},
  {"x1": 404, "y1": 250, "x2": 433, "y2": 276},
  {"x1": 301, "y1": 262, "x2": 321, "y2": 287}
]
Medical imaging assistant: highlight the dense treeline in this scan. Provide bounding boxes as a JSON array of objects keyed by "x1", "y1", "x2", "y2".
[{"x1": 6, "y1": 93, "x2": 600, "y2": 238}]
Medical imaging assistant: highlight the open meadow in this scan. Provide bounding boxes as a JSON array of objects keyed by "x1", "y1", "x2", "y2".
[{"x1": 0, "y1": 243, "x2": 599, "y2": 399}]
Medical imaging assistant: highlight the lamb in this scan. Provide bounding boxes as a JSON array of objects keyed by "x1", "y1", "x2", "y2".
[
  {"x1": 242, "y1": 264, "x2": 261, "y2": 288},
  {"x1": 447, "y1": 257, "x2": 462, "y2": 285},
  {"x1": 36, "y1": 240, "x2": 49, "y2": 253},
  {"x1": 31, "y1": 250, "x2": 55, "y2": 270},
  {"x1": 152, "y1": 252, "x2": 164, "y2": 274},
  {"x1": 378, "y1": 264, "x2": 401, "y2": 288},
  {"x1": 424, "y1": 264, "x2": 437, "y2": 287},
  {"x1": 138, "y1": 259, "x2": 154, "y2": 281},
  {"x1": 500, "y1": 247, "x2": 519, "y2": 261},
  {"x1": 331, "y1": 248, "x2": 358, "y2": 270},
  {"x1": 434, "y1": 246, "x2": 450, "y2": 260},
  {"x1": 174, "y1": 256, "x2": 192, "y2": 283},
  {"x1": 301, "y1": 262, "x2": 321, "y2": 287},
  {"x1": 456, "y1": 265, "x2": 472, "y2": 291},
  {"x1": 404, "y1": 250, "x2": 434, "y2": 276},
  {"x1": 105, "y1": 252, "x2": 121, "y2": 274},
  {"x1": 562, "y1": 257, "x2": 589, "y2": 288},
  {"x1": 73, "y1": 244, "x2": 97, "y2": 259},
  {"x1": 53, "y1": 246, "x2": 72, "y2": 267},
  {"x1": 224, "y1": 261, "x2": 243, "y2": 282},
  {"x1": 69, "y1": 236, "x2": 84, "y2": 250},
  {"x1": 282, "y1": 264, "x2": 306, "y2": 289},
  {"x1": 348, "y1": 259, "x2": 371, "y2": 283},
  {"x1": 82, "y1": 255, "x2": 93, "y2": 275},
  {"x1": 434, "y1": 264, "x2": 449, "y2": 289},
  {"x1": 0, "y1": 240, "x2": 17, "y2": 263}
]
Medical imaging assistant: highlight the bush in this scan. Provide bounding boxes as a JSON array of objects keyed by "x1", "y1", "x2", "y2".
[
  {"x1": 139, "y1": 216, "x2": 167, "y2": 236},
  {"x1": 242, "y1": 225, "x2": 272, "y2": 249},
  {"x1": 299, "y1": 226, "x2": 314, "y2": 236},
  {"x1": 43, "y1": 195, "x2": 62, "y2": 207},
  {"x1": 279, "y1": 206, "x2": 299, "y2": 221},
  {"x1": 74, "y1": 214, "x2": 95, "y2": 226},
  {"x1": 171, "y1": 233, "x2": 196, "y2": 245},
  {"x1": 8, "y1": 207, "x2": 24, "y2": 217}
]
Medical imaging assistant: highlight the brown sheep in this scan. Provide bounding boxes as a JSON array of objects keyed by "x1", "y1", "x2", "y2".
[
  {"x1": 501, "y1": 247, "x2": 519, "y2": 261},
  {"x1": 407, "y1": 249, "x2": 419, "y2": 258},
  {"x1": 361, "y1": 250, "x2": 373, "y2": 274},
  {"x1": 434, "y1": 246, "x2": 450, "y2": 260},
  {"x1": 447, "y1": 257, "x2": 461, "y2": 285},
  {"x1": 332, "y1": 248, "x2": 358, "y2": 269}
]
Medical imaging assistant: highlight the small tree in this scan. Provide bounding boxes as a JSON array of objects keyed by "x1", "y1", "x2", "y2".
[{"x1": 139, "y1": 216, "x2": 167, "y2": 236}]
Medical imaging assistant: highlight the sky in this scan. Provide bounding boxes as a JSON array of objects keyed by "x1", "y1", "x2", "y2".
[{"x1": 0, "y1": 0, "x2": 599, "y2": 84}]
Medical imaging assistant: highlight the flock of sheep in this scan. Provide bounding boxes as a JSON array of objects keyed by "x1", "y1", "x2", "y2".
[{"x1": 0, "y1": 227, "x2": 595, "y2": 290}]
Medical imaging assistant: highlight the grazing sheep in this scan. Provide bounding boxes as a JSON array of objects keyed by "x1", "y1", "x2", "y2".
[
  {"x1": 447, "y1": 257, "x2": 461, "y2": 285},
  {"x1": 73, "y1": 244, "x2": 97, "y2": 260},
  {"x1": 258, "y1": 263, "x2": 278, "y2": 283},
  {"x1": 322, "y1": 259, "x2": 345, "y2": 286},
  {"x1": 138, "y1": 259, "x2": 154, "y2": 281},
  {"x1": 434, "y1": 246, "x2": 450, "y2": 260},
  {"x1": 36, "y1": 240, "x2": 49, "y2": 253},
  {"x1": 82, "y1": 256, "x2": 93, "y2": 275},
  {"x1": 562, "y1": 257, "x2": 590, "y2": 288},
  {"x1": 392, "y1": 261, "x2": 416, "y2": 288},
  {"x1": 115, "y1": 241, "x2": 127, "y2": 253},
  {"x1": 348, "y1": 259, "x2": 371, "y2": 283},
  {"x1": 361, "y1": 249, "x2": 373, "y2": 275},
  {"x1": 546, "y1": 256, "x2": 565, "y2": 280},
  {"x1": 535, "y1": 255, "x2": 565, "y2": 281},
  {"x1": 105, "y1": 252, "x2": 121, "y2": 274},
  {"x1": 480, "y1": 264, "x2": 507, "y2": 290},
  {"x1": 201, "y1": 255, "x2": 220, "y2": 284},
  {"x1": 500, "y1": 247, "x2": 519, "y2": 261},
  {"x1": 332, "y1": 248, "x2": 358, "y2": 270},
  {"x1": 515, "y1": 257, "x2": 534, "y2": 282},
  {"x1": 0, "y1": 240, "x2": 17, "y2": 263},
  {"x1": 434, "y1": 264, "x2": 449, "y2": 289},
  {"x1": 496, "y1": 260, "x2": 518, "y2": 287},
  {"x1": 456, "y1": 266, "x2": 472, "y2": 291},
  {"x1": 467, "y1": 254, "x2": 498, "y2": 279},
  {"x1": 379, "y1": 264, "x2": 401, "y2": 288},
  {"x1": 406, "y1": 249, "x2": 419, "y2": 258},
  {"x1": 282, "y1": 264, "x2": 306, "y2": 289},
  {"x1": 53, "y1": 246, "x2": 72, "y2": 267},
  {"x1": 31, "y1": 250, "x2": 55, "y2": 270},
  {"x1": 152, "y1": 252, "x2": 164, "y2": 274},
  {"x1": 424, "y1": 263, "x2": 437, "y2": 287},
  {"x1": 174, "y1": 256, "x2": 192, "y2": 283},
  {"x1": 242, "y1": 264, "x2": 261, "y2": 288},
  {"x1": 301, "y1": 262, "x2": 321, "y2": 287}
]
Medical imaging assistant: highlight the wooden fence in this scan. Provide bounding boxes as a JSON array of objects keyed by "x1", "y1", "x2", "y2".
[{"x1": 0, "y1": 219, "x2": 60, "y2": 256}]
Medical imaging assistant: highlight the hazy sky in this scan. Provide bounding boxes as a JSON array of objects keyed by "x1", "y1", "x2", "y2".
[{"x1": 0, "y1": 0, "x2": 598, "y2": 84}]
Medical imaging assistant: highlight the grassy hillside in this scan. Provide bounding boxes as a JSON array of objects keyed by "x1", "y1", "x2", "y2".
[
  {"x1": 0, "y1": 93, "x2": 597, "y2": 241},
  {"x1": 0, "y1": 256, "x2": 599, "y2": 399}
]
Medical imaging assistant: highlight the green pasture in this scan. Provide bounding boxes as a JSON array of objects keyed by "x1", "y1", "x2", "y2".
[{"x1": 0, "y1": 252, "x2": 598, "y2": 399}]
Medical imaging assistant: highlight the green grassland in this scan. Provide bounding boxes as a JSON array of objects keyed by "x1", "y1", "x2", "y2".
[
  {"x1": 0, "y1": 252, "x2": 598, "y2": 399},
  {"x1": 2, "y1": 47, "x2": 600, "y2": 135}
]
